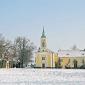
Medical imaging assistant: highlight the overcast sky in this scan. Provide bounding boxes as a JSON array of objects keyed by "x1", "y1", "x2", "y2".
[{"x1": 0, "y1": 0, "x2": 85, "y2": 51}]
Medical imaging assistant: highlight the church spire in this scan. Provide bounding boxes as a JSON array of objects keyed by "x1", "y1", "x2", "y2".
[
  {"x1": 40, "y1": 26, "x2": 47, "y2": 51},
  {"x1": 41, "y1": 26, "x2": 46, "y2": 38}
]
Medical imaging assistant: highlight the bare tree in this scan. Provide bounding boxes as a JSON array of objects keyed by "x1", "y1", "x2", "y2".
[
  {"x1": 13, "y1": 37, "x2": 35, "y2": 68},
  {"x1": 0, "y1": 34, "x2": 14, "y2": 68},
  {"x1": 0, "y1": 34, "x2": 12, "y2": 59}
]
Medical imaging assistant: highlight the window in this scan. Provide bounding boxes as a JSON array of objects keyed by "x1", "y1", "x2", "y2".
[
  {"x1": 42, "y1": 42, "x2": 45, "y2": 47},
  {"x1": 66, "y1": 53, "x2": 69, "y2": 55},
  {"x1": 42, "y1": 57, "x2": 45, "y2": 60},
  {"x1": 82, "y1": 53, "x2": 84, "y2": 55},
  {"x1": 43, "y1": 50, "x2": 44, "y2": 52},
  {"x1": 73, "y1": 59, "x2": 78, "y2": 68}
]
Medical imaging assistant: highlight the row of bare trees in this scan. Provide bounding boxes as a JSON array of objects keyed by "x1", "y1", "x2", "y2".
[{"x1": 0, "y1": 34, "x2": 35, "y2": 68}]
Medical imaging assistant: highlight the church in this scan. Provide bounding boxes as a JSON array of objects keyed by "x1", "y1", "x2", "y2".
[
  {"x1": 35, "y1": 28, "x2": 85, "y2": 69},
  {"x1": 35, "y1": 28, "x2": 58, "y2": 68}
]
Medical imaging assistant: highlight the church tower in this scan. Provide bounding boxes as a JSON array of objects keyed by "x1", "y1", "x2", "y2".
[
  {"x1": 40, "y1": 27, "x2": 47, "y2": 52},
  {"x1": 35, "y1": 27, "x2": 58, "y2": 68}
]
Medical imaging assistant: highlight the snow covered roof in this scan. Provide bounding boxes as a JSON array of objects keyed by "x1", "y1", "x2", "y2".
[{"x1": 58, "y1": 50, "x2": 85, "y2": 57}]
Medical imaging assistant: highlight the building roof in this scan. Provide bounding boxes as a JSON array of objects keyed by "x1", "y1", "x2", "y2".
[{"x1": 58, "y1": 50, "x2": 85, "y2": 57}]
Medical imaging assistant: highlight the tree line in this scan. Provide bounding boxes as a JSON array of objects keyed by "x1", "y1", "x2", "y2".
[{"x1": 0, "y1": 34, "x2": 35, "y2": 68}]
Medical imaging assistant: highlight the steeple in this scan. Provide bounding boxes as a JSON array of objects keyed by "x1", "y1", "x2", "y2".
[
  {"x1": 41, "y1": 26, "x2": 46, "y2": 38},
  {"x1": 40, "y1": 26, "x2": 47, "y2": 51}
]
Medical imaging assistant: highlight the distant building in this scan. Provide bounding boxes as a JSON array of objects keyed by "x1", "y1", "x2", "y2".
[
  {"x1": 35, "y1": 28, "x2": 58, "y2": 68},
  {"x1": 58, "y1": 50, "x2": 85, "y2": 68}
]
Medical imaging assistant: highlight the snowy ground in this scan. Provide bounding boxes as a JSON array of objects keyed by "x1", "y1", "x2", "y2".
[{"x1": 0, "y1": 68, "x2": 85, "y2": 85}]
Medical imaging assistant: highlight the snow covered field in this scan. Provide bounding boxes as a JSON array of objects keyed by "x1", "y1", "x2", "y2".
[{"x1": 0, "y1": 69, "x2": 85, "y2": 85}]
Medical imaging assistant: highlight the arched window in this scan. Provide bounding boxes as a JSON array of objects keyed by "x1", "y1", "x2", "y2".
[{"x1": 42, "y1": 42, "x2": 45, "y2": 47}]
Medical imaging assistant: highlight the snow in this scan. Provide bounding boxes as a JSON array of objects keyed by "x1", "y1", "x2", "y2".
[
  {"x1": 58, "y1": 50, "x2": 85, "y2": 57},
  {"x1": 0, "y1": 68, "x2": 85, "y2": 85}
]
